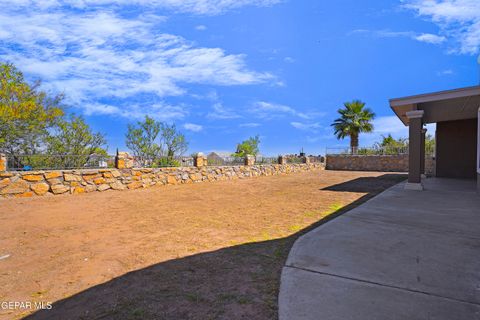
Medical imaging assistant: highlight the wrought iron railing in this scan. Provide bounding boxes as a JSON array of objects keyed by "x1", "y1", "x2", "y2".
[
  {"x1": 255, "y1": 156, "x2": 278, "y2": 164},
  {"x1": 286, "y1": 157, "x2": 304, "y2": 164},
  {"x1": 326, "y1": 145, "x2": 435, "y2": 156},
  {"x1": 207, "y1": 156, "x2": 245, "y2": 166},
  {"x1": 132, "y1": 156, "x2": 194, "y2": 168},
  {"x1": 6, "y1": 154, "x2": 115, "y2": 171}
]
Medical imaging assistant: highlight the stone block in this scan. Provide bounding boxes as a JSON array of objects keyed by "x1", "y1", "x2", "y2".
[
  {"x1": 98, "y1": 184, "x2": 111, "y2": 191},
  {"x1": 51, "y1": 184, "x2": 69, "y2": 194},
  {"x1": 22, "y1": 174, "x2": 44, "y2": 182},
  {"x1": 31, "y1": 183, "x2": 50, "y2": 195},
  {"x1": 44, "y1": 172, "x2": 62, "y2": 179},
  {"x1": 0, "y1": 179, "x2": 29, "y2": 195},
  {"x1": 127, "y1": 181, "x2": 142, "y2": 189},
  {"x1": 64, "y1": 173, "x2": 81, "y2": 182}
]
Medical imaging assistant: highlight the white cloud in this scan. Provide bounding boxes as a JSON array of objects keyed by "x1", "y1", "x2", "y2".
[
  {"x1": 290, "y1": 122, "x2": 322, "y2": 131},
  {"x1": 84, "y1": 102, "x2": 188, "y2": 121},
  {"x1": 1, "y1": 0, "x2": 282, "y2": 16},
  {"x1": 0, "y1": 3, "x2": 275, "y2": 119},
  {"x1": 351, "y1": 29, "x2": 446, "y2": 46},
  {"x1": 195, "y1": 25, "x2": 207, "y2": 31},
  {"x1": 183, "y1": 123, "x2": 203, "y2": 132},
  {"x1": 207, "y1": 102, "x2": 241, "y2": 119},
  {"x1": 239, "y1": 122, "x2": 261, "y2": 127},
  {"x1": 414, "y1": 33, "x2": 446, "y2": 44},
  {"x1": 403, "y1": 0, "x2": 480, "y2": 54},
  {"x1": 251, "y1": 101, "x2": 309, "y2": 119},
  {"x1": 284, "y1": 57, "x2": 295, "y2": 63},
  {"x1": 437, "y1": 69, "x2": 454, "y2": 76}
]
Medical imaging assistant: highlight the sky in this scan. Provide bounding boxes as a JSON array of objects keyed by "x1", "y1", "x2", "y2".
[{"x1": 0, "y1": 0, "x2": 479, "y2": 156}]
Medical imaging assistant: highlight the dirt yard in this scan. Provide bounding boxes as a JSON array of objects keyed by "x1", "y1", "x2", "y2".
[{"x1": 0, "y1": 170, "x2": 405, "y2": 320}]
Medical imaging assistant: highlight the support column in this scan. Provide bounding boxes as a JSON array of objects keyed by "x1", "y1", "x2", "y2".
[
  {"x1": 477, "y1": 108, "x2": 479, "y2": 194},
  {"x1": 0, "y1": 153, "x2": 6, "y2": 171},
  {"x1": 420, "y1": 128, "x2": 427, "y2": 178},
  {"x1": 244, "y1": 155, "x2": 255, "y2": 166},
  {"x1": 115, "y1": 151, "x2": 134, "y2": 169},
  {"x1": 278, "y1": 155, "x2": 287, "y2": 165},
  {"x1": 194, "y1": 152, "x2": 207, "y2": 168},
  {"x1": 405, "y1": 110, "x2": 424, "y2": 190}
]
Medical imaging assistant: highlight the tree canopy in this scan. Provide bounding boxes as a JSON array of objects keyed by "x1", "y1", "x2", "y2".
[
  {"x1": 0, "y1": 62, "x2": 64, "y2": 154},
  {"x1": 331, "y1": 100, "x2": 375, "y2": 153},
  {"x1": 233, "y1": 135, "x2": 260, "y2": 158},
  {"x1": 125, "y1": 116, "x2": 188, "y2": 162}
]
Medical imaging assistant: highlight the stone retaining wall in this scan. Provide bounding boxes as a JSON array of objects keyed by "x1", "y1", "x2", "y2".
[
  {"x1": 326, "y1": 154, "x2": 435, "y2": 174},
  {"x1": 0, "y1": 163, "x2": 324, "y2": 199}
]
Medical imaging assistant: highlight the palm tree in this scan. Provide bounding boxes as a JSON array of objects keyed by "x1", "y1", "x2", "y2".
[{"x1": 331, "y1": 100, "x2": 375, "y2": 153}]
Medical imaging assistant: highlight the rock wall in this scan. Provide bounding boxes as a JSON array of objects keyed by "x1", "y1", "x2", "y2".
[
  {"x1": 0, "y1": 163, "x2": 324, "y2": 199},
  {"x1": 326, "y1": 154, "x2": 435, "y2": 174}
]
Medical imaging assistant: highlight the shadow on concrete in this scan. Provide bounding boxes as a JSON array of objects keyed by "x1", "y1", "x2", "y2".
[
  {"x1": 24, "y1": 175, "x2": 406, "y2": 320},
  {"x1": 321, "y1": 174, "x2": 406, "y2": 193}
]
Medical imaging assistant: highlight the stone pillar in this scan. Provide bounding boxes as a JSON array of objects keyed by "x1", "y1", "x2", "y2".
[
  {"x1": 245, "y1": 155, "x2": 255, "y2": 166},
  {"x1": 115, "y1": 151, "x2": 134, "y2": 169},
  {"x1": 194, "y1": 152, "x2": 208, "y2": 168},
  {"x1": 302, "y1": 156, "x2": 310, "y2": 164},
  {"x1": 420, "y1": 128, "x2": 427, "y2": 177},
  {"x1": 405, "y1": 110, "x2": 424, "y2": 190},
  {"x1": 278, "y1": 155, "x2": 287, "y2": 165},
  {"x1": 0, "y1": 153, "x2": 6, "y2": 171}
]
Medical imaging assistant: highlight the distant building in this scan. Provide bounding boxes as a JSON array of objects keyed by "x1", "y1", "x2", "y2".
[{"x1": 207, "y1": 152, "x2": 232, "y2": 166}]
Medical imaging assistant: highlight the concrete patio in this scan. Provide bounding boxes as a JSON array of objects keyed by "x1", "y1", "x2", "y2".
[{"x1": 279, "y1": 178, "x2": 480, "y2": 320}]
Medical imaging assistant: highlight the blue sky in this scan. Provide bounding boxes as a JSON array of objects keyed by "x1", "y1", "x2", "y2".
[{"x1": 0, "y1": 0, "x2": 479, "y2": 156}]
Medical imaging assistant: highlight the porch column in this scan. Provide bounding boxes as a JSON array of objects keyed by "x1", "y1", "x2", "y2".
[
  {"x1": 477, "y1": 108, "x2": 479, "y2": 193},
  {"x1": 420, "y1": 128, "x2": 427, "y2": 177},
  {"x1": 405, "y1": 110, "x2": 424, "y2": 190}
]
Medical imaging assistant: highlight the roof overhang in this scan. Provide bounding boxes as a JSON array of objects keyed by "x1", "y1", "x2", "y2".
[{"x1": 390, "y1": 85, "x2": 480, "y2": 126}]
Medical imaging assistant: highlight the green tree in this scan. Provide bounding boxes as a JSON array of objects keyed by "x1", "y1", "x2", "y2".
[
  {"x1": 46, "y1": 114, "x2": 107, "y2": 155},
  {"x1": 331, "y1": 100, "x2": 375, "y2": 153},
  {"x1": 126, "y1": 116, "x2": 163, "y2": 160},
  {"x1": 160, "y1": 123, "x2": 188, "y2": 157},
  {"x1": 0, "y1": 62, "x2": 64, "y2": 155},
  {"x1": 233, "y1": 135, "x2": 260, "y2": 158},
  {"x1": 425, "y1": 134, "x2": 435, "y2": 155},
  {"x1": 125, "y1": 117, "x2": 188, "y2": 167}
]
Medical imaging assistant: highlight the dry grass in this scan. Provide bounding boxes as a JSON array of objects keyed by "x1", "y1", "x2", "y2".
[{"x1": 0, "y1": 170, "x2": 406, "y2": 320}]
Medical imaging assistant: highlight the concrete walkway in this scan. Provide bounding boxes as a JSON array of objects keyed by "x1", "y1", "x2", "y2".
[{"x1": 279, "y1": 178, "x2": 480, "y2": 320}]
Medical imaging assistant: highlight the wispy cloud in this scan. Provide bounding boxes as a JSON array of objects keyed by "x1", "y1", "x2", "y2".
[
  {"x1": 414, "y1": 33, "x2": 446, "y2": 44},
  {"x1": 84, "y1": 102, "x2": 188, "y2": 121},
  {"x1": 351, "y1": 29, "x2": 445, "y2": 45},
  {"x1": 1, "y1": 0, "x2": 282, "y2": 16},
  {"x1": 0, "y1": 2, "x2": 275, "y2": 119},
  {"x1": 195, "y1": 25, "x2": 207, "y2": 31},
  {"x1": 184, "y1": 123, "x2": 203, "y2": 132},
  {"x1": 290, "y1": 122, "x2": 322, "y2": 132},
  {"x1": 239, "y1": 122, "x2": 261, "y2": 128},
  {"x1": 250, "y1": 101, "x2": 309, "y2": 119},
  {"x1": 402, "y1": 0, "x2": 480, "y2": 54},
  {"x1": 207, "y1": 102, "x2": 241, "y2": 120},
  {"x1": 437, "y1": 69, "x2": 454, "y2": 76}
]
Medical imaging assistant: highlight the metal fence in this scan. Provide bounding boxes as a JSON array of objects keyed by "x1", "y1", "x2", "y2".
[
  {"x1": 207, "y1": 156, "x2": 245, "y2": 166},
  {"x1": 255, "y1": 156, "x2": 278, "y2": 165},
  {"x1": 286, "y1": 157, "x2": 304, "y2": 164},
  {"x1": 326, "y1": 146, "x2": 408, "y2": 156},
  {"x1": 326, "y1": 145, "x2": 435, "y2": 156},
  {"x1": 6, "y1": 154, "x2": 115, "y2": 171},
  {"x1": 132, "y1": 156, "x2": 194, "y2": 168}
]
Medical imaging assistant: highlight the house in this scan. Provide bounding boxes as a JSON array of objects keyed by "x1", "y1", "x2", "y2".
[{"x1": 390, "y1": 85, "x2": 479, "y2": 192}]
